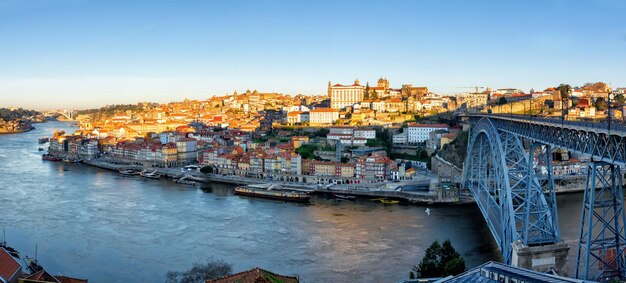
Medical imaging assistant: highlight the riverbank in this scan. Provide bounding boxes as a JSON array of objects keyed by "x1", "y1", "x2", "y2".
[{"x1": 76, "y1": 158, "x2": 469, "y2": 205}]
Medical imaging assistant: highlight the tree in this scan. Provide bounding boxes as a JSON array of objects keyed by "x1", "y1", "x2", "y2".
[
  {"x1": 364, "y1": 83, "x2": 370, "y2": 100},
  {"x1": 544, "y1": 99, "x2": 554, "y2": 109},
  {"x1": 296, "y1": 144, "x2": 318, "y2": 159},
  {"x1": 595, "y1": 97, "x2": 608, "y2": 111},
  {"x1": 166, "y1": 259, "x2": 232, "y2": 283},
  {"x1": 410, "y1": 240, "x2": 466, "y2": 279},
  {"x1": 556, "y1": 84, "x2": 572, "y2": 100},
  {"x1": 417, "y1": 148, "x2": 428, "y2": 160},
  {"x1": 497, "y1": 97, "x2": 507, "y2": 105},
  {"x1": 365, "y1": 139, "x2": 380, "y2": 147},
  {"x1": 370, "y1": 90, "x2": 379, "y2": 100}
]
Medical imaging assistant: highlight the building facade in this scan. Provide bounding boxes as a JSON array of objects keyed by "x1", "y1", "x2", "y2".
[
  {"x1": 406, "y1": 123, "x2": 449, "y2": 143},
  {"x1": 329, "y1": 80, "x2": 365, "y2": 109}
]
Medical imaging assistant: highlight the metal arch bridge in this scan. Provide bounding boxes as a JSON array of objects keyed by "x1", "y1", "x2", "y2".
[
  {"x1": 43, "y1": 109, "x2": 76, "y2": 120},
  {"x1": 462, "y1": 114, "x2": 626, "y2": 281}
]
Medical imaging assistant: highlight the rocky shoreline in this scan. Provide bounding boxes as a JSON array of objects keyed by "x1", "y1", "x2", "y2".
[{"x1": 0, "y1": 119, "x2": 33, "y2": 134}]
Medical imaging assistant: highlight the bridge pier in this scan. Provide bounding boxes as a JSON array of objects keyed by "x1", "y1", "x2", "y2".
[
  {"x1": 576, "y1": 162, "x2": 626, "y2": 281},
  {"x1": 511, "y1": 241, "x2": 570, "y2": 275}
]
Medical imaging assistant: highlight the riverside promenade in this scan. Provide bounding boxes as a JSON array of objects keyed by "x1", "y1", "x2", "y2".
[{"x1": 80, "y1": 158, "x2": 468, "y2": 205}]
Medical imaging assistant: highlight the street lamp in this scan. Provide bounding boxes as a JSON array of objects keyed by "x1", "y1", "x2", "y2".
[
  {"x1": 608, "y1": 91, "x2": 615, "y2": 132},
  {"x1": 561, "y1": 89, "x2": 570, "y2": 128}
]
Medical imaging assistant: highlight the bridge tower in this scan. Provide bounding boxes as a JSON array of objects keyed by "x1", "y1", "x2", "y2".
[{"x1": 576, "y1": 162, "x2": 626, "y2": 281}]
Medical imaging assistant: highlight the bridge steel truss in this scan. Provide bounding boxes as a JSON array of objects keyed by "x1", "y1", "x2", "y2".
[
  {"x1": 576, "y1": 162, "x2": 626, "y2": 281},
  {"x1": 463, "y1": 118, "x2": 560, "y2": 264},
  {"x1": 464, "y1": 114, "x2": 626, "y2": 281}
]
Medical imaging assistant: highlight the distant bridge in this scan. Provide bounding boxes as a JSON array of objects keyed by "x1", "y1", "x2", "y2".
[
  {"x1": 43, "y1": 109, "x2": 77, "y2": 120},
  {"x1": 462, "y1": 113, "x2": 626, "y2": 281}
]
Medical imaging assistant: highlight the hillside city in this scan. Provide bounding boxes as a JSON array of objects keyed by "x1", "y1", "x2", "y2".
[{"x1": 41, "y1": 79, "x2": 625, "y2": 197}]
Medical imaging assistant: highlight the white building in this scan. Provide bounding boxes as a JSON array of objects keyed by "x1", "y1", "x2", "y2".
[
  {"x1": 354, "y1": 128, "x2": 375, "y2": 139},
  {"x1": 329, "y1": 80, "x2": 365, "y2": 110},
  {"x1": 406, "y1": 123, "x2": 449, "y2": 143},
  {"x1": 286, "y1": 111, "x2": 309, "y2": 124},
  {"x1": 310, "y1": 108, "x2": 339, "y2": 125},
  {"x1": 392, "y1": 132, "x2": 407, "y2": 144}
]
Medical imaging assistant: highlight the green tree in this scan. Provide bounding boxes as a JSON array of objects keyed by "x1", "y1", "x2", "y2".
[
  {"x1": 410, "y1": 240, "x2": 466, "y2": 279},
  {"x1": 544, "y1": 99, "x2": 554, "y2": 108},
  {"x1": 296, "y1": 144, "x2": 318, "y2": 159},
  {"x1": 315, "y1": 128, "x2": 329, "y2": 137},
  {"x1": 497, "y1": 97, "x2": 507, "y2": 105},
  {"x1": 595, "y1": 97, "x2": 608, "y2": 111},
  {"x1": 417, "y1": 148, "x2": 428, "y2": 160},
  {"x1": 365, "y1": 139, "x2": 380, "y2": 147},
  {"x1": 364, "y1": 83, "x2": 370, "y2": 100}
]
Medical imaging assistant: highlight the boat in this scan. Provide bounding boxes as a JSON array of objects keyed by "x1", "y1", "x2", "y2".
[
  {"x1": 38, "y1": 137, "x2": 49, "y2": 144},
  {"x1": 371, "y1": 198, "x2": 400, "y2": 205},
  {"x1": 118, "y1": 169, "x2": 139, "y2": 176},
  {"x1": 37, "y1": 147, "x2": 44, "y2": 151},
  {"x1": 333, "y1": 194, "x2": 356, "y2": 201},
  {"x1": 24, "y1": 245, "x2": 43, "y2": 273},
  {"x1": 234, "y1": 186, "x2": 310, "y2": 203},
  {"x1": 41, "y1": 154, "x2": 62, "y2": 161},
  {"x1": 380, "y1": 199, "x2": 400, "y2": 205},
  {"x1": 140, "y1": 170, "x2": 161, "y2": 179},
  {"x1": 1, "y1": 228, "x2": 19, "y2": 259},
  {"x1": 25, "y1": 256, "x2": 43, "y2": 273}
]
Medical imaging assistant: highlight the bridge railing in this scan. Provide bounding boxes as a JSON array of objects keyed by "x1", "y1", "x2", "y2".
[{"x1": 471, "y1": 113, "x2": 626, "y2": 134}]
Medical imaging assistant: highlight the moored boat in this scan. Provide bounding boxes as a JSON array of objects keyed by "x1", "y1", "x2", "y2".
[
  {"x1": 41, "y1": 154, "x2": 62, "y2": 161},
  {"x1": 1, "y1": 228, "x2": 19, "y2": 259},
  {"x1": 234, "y1": 186, "x2": 310, "y2": 203},
  {"x1": 333, "y1": 194, "x2": 356, "y2": 201},
  {"x1": 25, "y1": 256, "x2": 43, "y2": 273},
  {"x1": 38, "y1": 137, "x2": 49, "y2": 144},
  {"x1": 140, "y1": 170, "x2": 161, "y2": 179},
  {"x1": 371, "y1": 198, "x2": 400, "y2": 205},
  {"x1": 119, "y1": 169, "x2": 139, "y2": 176}
]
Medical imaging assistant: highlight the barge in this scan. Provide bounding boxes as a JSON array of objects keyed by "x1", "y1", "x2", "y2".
[{"x1": 234, "y1": 185, "x2": 310, "y2": 203}]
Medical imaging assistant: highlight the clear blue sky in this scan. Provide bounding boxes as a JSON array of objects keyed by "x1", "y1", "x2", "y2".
[{"x1": 1, "y1": 0, "x2": 625, "y2": 110}]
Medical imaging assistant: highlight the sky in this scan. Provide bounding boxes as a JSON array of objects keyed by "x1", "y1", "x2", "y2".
[{"x1": 1, "y1": 0, "x2": 625, "y2": 110}]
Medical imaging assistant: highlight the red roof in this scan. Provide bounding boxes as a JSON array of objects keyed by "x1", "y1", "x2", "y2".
[
  {"x1": 408, "y1": 123, "x2": 449, "y2": 128},
  {"x1": 207, "y1": 267, "x2": 298, "y2": 283},
  {"x1": 24, "y1": 270, "x2": 60, "y2": 282},
  {"x1": 310, "y1": 108, "x2": 339, "y2": 113},
  {"x1": 0, "y1": 248, "x2": 21, "y2": 282}
]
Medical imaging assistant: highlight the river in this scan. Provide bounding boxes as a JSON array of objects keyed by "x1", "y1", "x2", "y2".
[{"x1": 0, "y1": 121, "x2": 586, "y2": 282}]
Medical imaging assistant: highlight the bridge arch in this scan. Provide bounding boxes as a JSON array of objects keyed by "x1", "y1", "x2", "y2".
[{"x1": 463, "y1": 117, "x2": 559, "y2": 264}]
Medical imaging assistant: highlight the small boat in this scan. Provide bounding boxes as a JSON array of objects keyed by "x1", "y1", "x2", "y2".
[
  {"x1": 1, "y1": 228, "x2": 19, "y2": 259},
  {"x1": 37, "y1": 147, "x2": 44, "y2": 151},
  {"x1": 118, "y1": 169, "x2": 138, "y2": 176},
  {"x1": 24, "y1": 245, "x2": 43, "y2": 273},
  {"x1": 41, "y1": 154, "x2": 62, "y2": 161},
  {"x1": 371, "y1": 198, "x2": 399, "y2": 205},
  {"x1": 234, "y1": 186, "x2": 310, "y2": 203},
  {"x1": 38, "y1": 138, "x2": 49, "y2": 144},
  {"x1": 25, "y1": 256, "x2": 43, "y2": 273},
  {"x1": 333, "y1": 194, "x2": 356, "y2": 201},
  {"x1": 141, "y1": 170, "x2": 161, "y2": 179}
]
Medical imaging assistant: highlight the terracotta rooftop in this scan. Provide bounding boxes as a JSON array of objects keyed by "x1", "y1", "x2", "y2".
[
  {"x1": 23, "y1": 269, "x2": 61, "y2": 283},
  {"x1": 0, "y1": 248, "x2": 21, "y2": 282}
]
